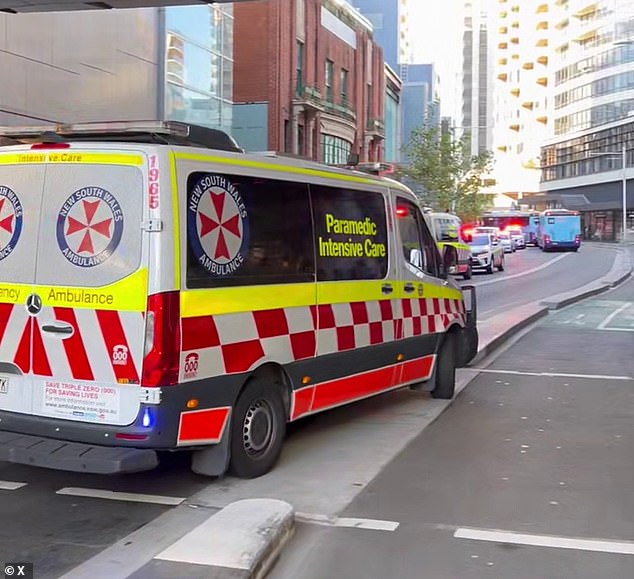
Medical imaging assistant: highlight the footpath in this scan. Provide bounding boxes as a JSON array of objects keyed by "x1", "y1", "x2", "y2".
[{"x1": 63, "y1": 245, "x2": 633, "y2": 579}]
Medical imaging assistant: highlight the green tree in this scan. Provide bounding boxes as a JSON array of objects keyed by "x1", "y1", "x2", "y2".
[{"x1": 399, "y1": 125, "x2": 495, "y2": 222}]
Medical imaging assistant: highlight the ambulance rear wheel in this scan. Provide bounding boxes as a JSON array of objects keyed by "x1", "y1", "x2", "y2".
[
  {"x1": 229, "y1": 379, "x2": 286, "y2": 479},
  {"x1": 431, "y1": 333, "x2": 456, "y2": 399}
]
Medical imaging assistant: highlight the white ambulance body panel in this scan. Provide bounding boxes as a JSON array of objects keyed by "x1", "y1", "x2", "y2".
[{"x1": 0, "y1": 149, "x2": 150, "y2": 427}]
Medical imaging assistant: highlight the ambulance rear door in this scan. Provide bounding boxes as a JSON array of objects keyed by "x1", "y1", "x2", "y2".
[
  {"x1": 0, "y1": 158, "x2": 45, "y2": 415},
  {"x1": 30, "y1": 151, "x2": 149, "y2": 427}
]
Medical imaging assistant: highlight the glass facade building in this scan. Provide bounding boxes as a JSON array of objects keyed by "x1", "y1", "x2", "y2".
[
  {"x1": 0, "y1": 6, "x2": 234, "y2": 136},
  {"x1": 164, "y1": 4, "x2": 234, "y2": 134}
]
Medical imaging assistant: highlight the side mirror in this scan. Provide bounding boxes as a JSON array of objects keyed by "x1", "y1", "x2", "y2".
[{"x1": 442, "y1": 245, "x2": 458, "y2": 277}]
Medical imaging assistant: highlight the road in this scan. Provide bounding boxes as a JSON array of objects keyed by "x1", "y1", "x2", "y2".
[
  {"x1": 0, "y1": 242, "x2": 626, "y2": 578},
  {"x1": 268, "y1": 274, "x2": 634, "y2": 579},
  {"x1": 463, "y1": 242, "x2": 616, "y2": 319}
]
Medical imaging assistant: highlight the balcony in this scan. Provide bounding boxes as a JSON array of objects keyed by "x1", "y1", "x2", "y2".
[
  {"x1": 366, "y1": 118, "x2": 385, "y2": 138},
  {"x1": 294, "y1": 83, "x2": 324, "y2": 112},
  {"x1": 323, "y1": 100, "x2": 357, "y2": 124}
]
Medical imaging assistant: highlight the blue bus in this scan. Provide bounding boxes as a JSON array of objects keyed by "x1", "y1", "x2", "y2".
[
  {"x1": 537, "y1": 209, "x2": 581, "y2": 252},
  {"x1": 480, "y1": 210, "x2": 540, "y2": 245}
]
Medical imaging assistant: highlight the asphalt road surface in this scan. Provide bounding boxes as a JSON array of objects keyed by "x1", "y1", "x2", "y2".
[
  {"x1": 463, "y1": 242, "x2": 616, "y2": 319},
  {"x1": 269, "y1": 275, "x2": 634, "y2": 579}
]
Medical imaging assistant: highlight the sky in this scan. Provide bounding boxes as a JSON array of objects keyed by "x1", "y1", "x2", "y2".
[{"x1": 408, "y1": 0, "x2": 462, "y2": 119}]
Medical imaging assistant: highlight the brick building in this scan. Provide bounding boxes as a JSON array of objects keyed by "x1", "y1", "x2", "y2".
[{"x1": 233, "y1": 0, "x2": 385, "y2": 163}]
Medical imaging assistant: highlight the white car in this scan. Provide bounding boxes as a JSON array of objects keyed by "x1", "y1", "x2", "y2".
[
  {"x1": 468, "y1": 233, "x2": 505, "y2": 274},
  {"x1": 498, "y1": 231, "x2": 515, "y2": 253},
  {"x1": 508, "y1": 228, "x2": 526, "y2": 249}
]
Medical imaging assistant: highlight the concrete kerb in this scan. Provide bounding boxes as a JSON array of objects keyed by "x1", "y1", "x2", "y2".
[
  {"x1": 141, "y1": 499, "x2": 294, "y2": 579},
  {"x1": 540, "y1": 246, "x2": 633, "y2": 310}
]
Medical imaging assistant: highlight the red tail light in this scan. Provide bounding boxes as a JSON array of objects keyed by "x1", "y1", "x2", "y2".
[
  {"x1": 142, "y1": 291, "x2": 181, "y2": 387},
  {"x1": 544, "y1": 235, "x2": 551, "y2": 244}
]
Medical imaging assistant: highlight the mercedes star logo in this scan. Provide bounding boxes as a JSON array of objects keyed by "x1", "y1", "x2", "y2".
[{"x1": 26, "y1": 293, "x2": 42, "y2": 316}]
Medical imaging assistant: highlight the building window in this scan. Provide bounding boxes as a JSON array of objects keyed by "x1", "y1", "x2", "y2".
[
  {"x1": 186, "y1": 173, "x2": 314, "y2": 288},
  {"x1": 321, "y1": 134, "x2": 351, "y2": 165},
  {"x1": 311, "y1": 186, "x2": 388, "y2": 281},
  {"x1": 296, "y1": 41, "x2": 305, "y2": 97},
  {"x1": 340, "y1": 69, "x2": 349, "y2": 106},
  {"x1": 325, "y1": 59, "x2": 334, "y2": 102}
]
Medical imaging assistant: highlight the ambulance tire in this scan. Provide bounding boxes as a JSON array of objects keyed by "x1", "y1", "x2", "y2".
[
  {"x1": 431, "y1": 333, "x2": 456, "y2": 399},
  {"x1": 229, "y1": 379, "x2": 286, "y2": 479}
]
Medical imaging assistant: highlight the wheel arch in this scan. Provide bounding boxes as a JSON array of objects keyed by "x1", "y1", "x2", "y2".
[{"x1": 242, "y1": 362, "x2": 294, "y2": 420}]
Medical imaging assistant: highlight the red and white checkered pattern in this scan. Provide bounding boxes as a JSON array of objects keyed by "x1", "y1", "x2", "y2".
[
  {"x1": 180, "y1": 297, "x2": 466, "y2": 380},
  {"x1": 0, "y1": 302, "x2": 144, "y2": 383}
]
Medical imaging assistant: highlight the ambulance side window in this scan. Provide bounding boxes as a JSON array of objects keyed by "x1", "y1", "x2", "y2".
[
  {"x1": 310, "y1": 185, "x2": 388, "y2": 281},
  {"x1": 186, "y1": 172, "x2": 314, "y2": 288},
  {"x1": 396, "y1": 198, "x2": 439, "y2": 277}
]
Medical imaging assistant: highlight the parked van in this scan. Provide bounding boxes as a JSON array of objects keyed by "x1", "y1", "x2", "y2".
[
  {"x1": 0, "y1": 121, "x2": 478, "y2": 478},
  {"x1": 424, "y1": 211, "x2": 473, "y2": 280}
]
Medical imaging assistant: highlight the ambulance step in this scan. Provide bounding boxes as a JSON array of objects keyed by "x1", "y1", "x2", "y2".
[{"x1": 0, "y1": 431, "x2": 159, "y2": 474}]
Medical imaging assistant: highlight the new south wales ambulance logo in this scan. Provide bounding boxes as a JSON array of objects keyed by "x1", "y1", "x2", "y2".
[
  {"x1": 56, "y1": 186, "x2": 124, "y2": 268},
  {"x1": 0, "y1": 185, "x2": 24, "y2": 262},
  {"x1": 188, "y1": 174, "x2": 249, "y2": 277}
]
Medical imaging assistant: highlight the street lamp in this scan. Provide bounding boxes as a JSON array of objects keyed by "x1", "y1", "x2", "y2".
[{"x1": 588, "y1": 143, "x2": 628, "y2": 243}]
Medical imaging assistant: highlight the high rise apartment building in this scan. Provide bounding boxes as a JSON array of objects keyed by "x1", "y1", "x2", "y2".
[
  {"x1": 491, "y1": 0, "x2": 551, "y2": 201},
  {"x1": 462, "y1": 0, "x2": 494, "y2": 157},
  {"x1": 539, "y1": 0, "x2": 634, "y2": 241}
]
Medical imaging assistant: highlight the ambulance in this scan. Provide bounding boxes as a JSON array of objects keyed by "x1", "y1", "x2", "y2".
[
  {"x1": 424, "y1": 211, "x2": 473, "y2": 280},
  {"x1": 0, "y1": 121, "x2": 478, "y2": 478}
]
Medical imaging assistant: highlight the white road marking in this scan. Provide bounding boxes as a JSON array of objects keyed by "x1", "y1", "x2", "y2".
[
  {"x1": 454, "y1": 527, "x2": 634, "y2": 555},
  {"x1": 599, "y1": 326, "x2": 634, "y2": 332},
  {"x1": 296, "y1": 512, "x2": 399, "y2": 531},
  {"x1": 0, "y1": 480, "x2": 27, "y2": 491},
  {"x1": 476, "y1": 368, "x2": 633, "y2": 381},
  {"x1": 468, "y1": 253, "x2": 570, "y2": 287},
  {"x1": 56, "y1": 487, "x2": 185, "y2": 506},
  {"x1": 597, "y1": 302, "x2": 633, "y2": 329}
]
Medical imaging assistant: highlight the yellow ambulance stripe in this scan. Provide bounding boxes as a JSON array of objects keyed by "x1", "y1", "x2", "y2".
[
  {"x1": 0, "y1": 152, "x2": 143, "y2": 166},
  {"x1": 0, "y1": 269, "x2": 148, "y2": 311},
  {"x1": 173, "y1": 152, "x2": 411, "y2": 190},
  {"x1": 180, "y1": 280, "x2": 462, "y2": 317},
  {"x1": 169, "y1": 151, "x2": 181, "y2": 289}
]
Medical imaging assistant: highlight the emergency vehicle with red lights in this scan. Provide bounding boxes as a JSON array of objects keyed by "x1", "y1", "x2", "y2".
[{"x1": 0, "y1": 121, "x2": 477, "y2": 478}]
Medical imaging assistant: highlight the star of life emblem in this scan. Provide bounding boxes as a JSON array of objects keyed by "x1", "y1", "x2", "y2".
[
  {"x1": 56, "y1": 186, "x2": 124, "y2": 267},
  {"x1": 0, "y1": 185, "x2": 24, "y2": 262},
  {"x1": 187, "y1": 174, "x2": 249, "y2": 277}
]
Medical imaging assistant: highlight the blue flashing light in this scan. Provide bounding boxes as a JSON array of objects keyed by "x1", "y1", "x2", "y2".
[{"x1": 142, "y1": 407, "x2": 152, "y2": 428}]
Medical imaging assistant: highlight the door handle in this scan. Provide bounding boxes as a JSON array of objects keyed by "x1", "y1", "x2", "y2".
[
  {"x1": 381, "y1": 283, "x2": 394, "y2": 295},
  {"x1": 42, "y1": 324, "x2": 73, "y2": 335},
  {"x1": 403, "y1": 283, "x2": 416, "y2": 293}
]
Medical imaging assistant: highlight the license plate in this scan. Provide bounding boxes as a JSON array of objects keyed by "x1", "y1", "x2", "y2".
[{"x1": 0, "y1": 376, "x2": 7, "y2": 394}]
